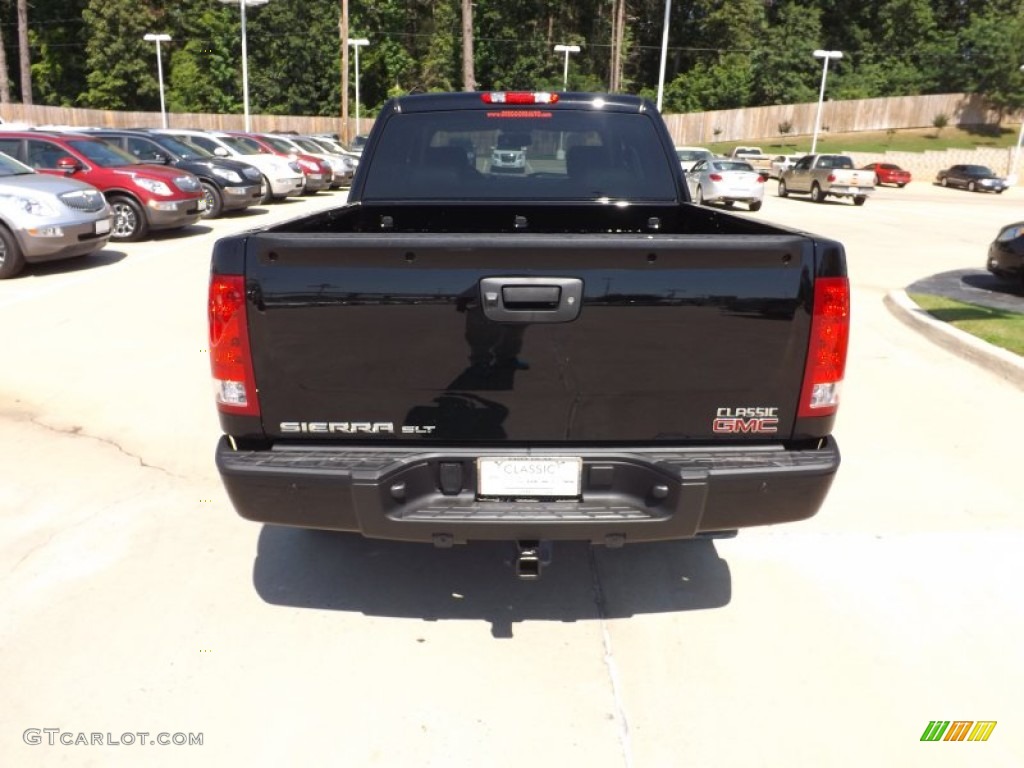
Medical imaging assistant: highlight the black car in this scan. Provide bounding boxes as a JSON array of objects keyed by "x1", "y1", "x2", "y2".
[
  {"x1": 936, "y1": 164, "x2": 1007, "y2": 193},
  {"x1": 987, "y1": 222, "x2": 1024, "y2": 286},
  {"x1": 88, "y1": 129, "x2": 264, "y2": 218}
]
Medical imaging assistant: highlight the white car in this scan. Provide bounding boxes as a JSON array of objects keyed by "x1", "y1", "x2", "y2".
[
  {"x1": 152, "y1": 128, "x2": 305, "y2": 204},
  {"x1": 685, "y1": 158, "x2": 765, "y2": 212},
  {"x1": 675, "y1": 146, "x2": 713, "y2": 172}
]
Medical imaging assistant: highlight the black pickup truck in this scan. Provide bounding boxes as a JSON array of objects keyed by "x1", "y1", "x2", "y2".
[{"x1": 209, "y1": 91, "x2": 849, "y2": 577}]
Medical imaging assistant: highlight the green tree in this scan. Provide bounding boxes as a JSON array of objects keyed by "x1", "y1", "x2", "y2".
[
  {"x1": 80, "y1": 0, "x2": 162, "y2": 109},
  {"x1": 951, "y1": 2, "x2": 1024, "y2": 117},
  {"x1": 750, "y1": 1, "x2": 821, "y2": 106},
  {"x1": 160, "y1": 2, "x2": 242, "y2": 115},
  {"x1": 243, "y1": 2, "x2": 340, "y2": 116},
  {"x1": 28, "y1": 0, "x2": 90, "y2": 107}
]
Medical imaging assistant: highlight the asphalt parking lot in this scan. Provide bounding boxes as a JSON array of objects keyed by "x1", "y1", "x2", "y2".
[{"x1": 1, "y1": 178, "x2": 1023, "y2": 767}]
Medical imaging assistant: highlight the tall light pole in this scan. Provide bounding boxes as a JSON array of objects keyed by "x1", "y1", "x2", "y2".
[
  {"x1": 348, "y1": 38, "x2": 369, "y2": 136},
  {"x1": 553, "y1": 44, "x2": 580, "y2": 91},
  {"x1": 656, "y1": 0, "x2": 672, "y2": 111},
  {"x1": 1010, "y1": 64, "x2": 1024, "y2": 185},
  {"x1": 810, "y1": 49, "x2": 842, "y2": 155},
  {"x1": 219, "y1": 0, "x2": 269, "y2": 132},
  {"x1": 143, "y1": 34, "x2": 171, "y2": 129}
]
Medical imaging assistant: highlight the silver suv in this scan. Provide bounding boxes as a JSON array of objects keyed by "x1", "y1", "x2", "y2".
[{"x1": 0, "y1": 151, "x2": 112, "y2": 279}]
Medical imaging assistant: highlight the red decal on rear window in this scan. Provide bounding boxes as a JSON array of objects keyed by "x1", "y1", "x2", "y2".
[{"x1": 485, "y1": 110, "x2": 553, "y2": 119}]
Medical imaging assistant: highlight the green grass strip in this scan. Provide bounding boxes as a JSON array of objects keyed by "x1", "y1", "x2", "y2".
[{"x1": 908, "y1": 293, "x2": 1024, "y2": 357}]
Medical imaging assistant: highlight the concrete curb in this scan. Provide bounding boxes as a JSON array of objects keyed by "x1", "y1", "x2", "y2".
[{"x1": 883, "y1": 290, "x2": 1024, "y2": 390}]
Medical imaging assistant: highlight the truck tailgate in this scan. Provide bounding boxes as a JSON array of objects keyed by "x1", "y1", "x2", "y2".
[{"x1": 243, "y1": 232, "x2": 816, "y2": 443}]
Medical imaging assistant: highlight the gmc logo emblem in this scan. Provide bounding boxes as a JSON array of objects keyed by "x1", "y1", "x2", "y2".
[{"x1": 712, "y1": 417, "x2": 779, "y2": 434}]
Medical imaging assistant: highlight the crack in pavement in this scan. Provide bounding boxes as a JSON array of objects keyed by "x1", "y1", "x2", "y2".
[
  {"x1": 589, "y1": 548, "x2": 634, "y2": 768},
  {"x1": 28, "y1": 416, "x2": 185, "y2": 480}
]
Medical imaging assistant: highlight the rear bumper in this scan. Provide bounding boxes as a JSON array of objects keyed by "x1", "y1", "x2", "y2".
[
  {"x1": 827, "y1": 186, "x2": 872, "y2": 197},
  {"x1": 216, "y1": 437, "x2": 840, "y2": 545}
]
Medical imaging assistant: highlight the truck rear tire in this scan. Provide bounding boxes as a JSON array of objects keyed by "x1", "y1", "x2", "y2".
[
  {"x1": 811, "y1": 183, "x2": 825, "y2": 203},
  {"x1": 748, "y1": 201, "x2": 762, "y2": 212},
  {"x1": 777, "y1": 180, "x2": 788, "y2": 198},
  {"x1": 853, "y1": 196, "x2": 867, "y2": 206},
  {"x1": 0, "y1": 225, "x2": 26, "y2": 279}
]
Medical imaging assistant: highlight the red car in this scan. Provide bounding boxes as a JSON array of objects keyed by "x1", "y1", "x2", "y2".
[
  {"x1": 861, "y1": 162, "x2": 911, "y2": 187},
  {"x1": 223, "y1": 131, "x2": 333, "y2": 194},
  {"x1": 0, "y1": 130, "x2": 205, "y2": 241}
]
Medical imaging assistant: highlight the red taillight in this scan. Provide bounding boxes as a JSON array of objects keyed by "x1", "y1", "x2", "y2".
[
  {"x1": 827, "y1": 173, "x2": 837, "y2": 183},
  {"x1": 209, "y1": 274, "x2": 259, "y2": 416},
  {"x1": 756, "y1": 175, "x2": 765, "y2": 184},
  {"x1": 709, "y1": 173, "x2": 723, "y2": 181},
  {"x1": 798, "y1": 277, "x2": 850, "y2": 419},
  {"x1": 481, "y1": 92, "x2": 559, "y2": 105}
]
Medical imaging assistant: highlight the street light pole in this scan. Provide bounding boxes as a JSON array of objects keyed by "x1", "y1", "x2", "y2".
[
  {"x1": 348, "y1": 39, "x2": 370, "y2": 136},
  {"x1": 143, "y1": 34, "x2": 171, "y2": 129},
  {"x1": 1010, "y1": 64, "x2": 1024, "y2": 185},
  {"x1": 219, "y1": 0, "x2": 270, "y2": 132},
  {"x1": 811, "y1": 49, "x2": 842, "y2": 155},
  {"x1": 656, "y1": 0, "x2": 672, "y2": 111},
  {"x1": 553, "y1": 44, "x2": 580, "y2": 91}
]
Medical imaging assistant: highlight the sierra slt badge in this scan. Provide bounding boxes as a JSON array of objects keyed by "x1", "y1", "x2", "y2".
[
  {"x1": 280, "y1": 422, "x2": 436, "y2": 435},
  {"x1": 712, "y1": 407, "x2": 779, "y2": 434}
]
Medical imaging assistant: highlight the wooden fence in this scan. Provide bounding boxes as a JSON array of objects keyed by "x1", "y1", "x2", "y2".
[{"x1": 0, "y1": 92, "x2": 1015, "y2": 144}]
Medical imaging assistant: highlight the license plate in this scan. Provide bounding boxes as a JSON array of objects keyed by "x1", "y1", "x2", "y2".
[
  {"x1": 95, "y1": 219, "x2": 110, "y2": 235},
  {"x1": 849, "y1": 186, "x2": 859, "y2": 193},
  {"x1": 477, "y1": 457, "x2": 582, "y2": 497}
]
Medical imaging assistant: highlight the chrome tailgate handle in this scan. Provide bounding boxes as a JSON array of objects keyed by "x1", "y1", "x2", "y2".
[{"x1": 480, "y1": 277, "x2": 583, "y2": 323}]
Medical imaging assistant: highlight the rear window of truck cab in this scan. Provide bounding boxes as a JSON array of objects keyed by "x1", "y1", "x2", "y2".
[{"x1": 361, "y1": 110, "x2": 680, "y2": 202}]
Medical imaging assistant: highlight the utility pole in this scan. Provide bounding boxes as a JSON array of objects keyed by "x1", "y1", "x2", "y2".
[
  {"x1": 340, "y1": 0, "x2": 350, "y2": 142},
  {"x1": 462, "y1": 0, "x2": 475, "y2": 91},
  {"x1": 17, "y1": 0, "x2": 31, "y2": 105}
]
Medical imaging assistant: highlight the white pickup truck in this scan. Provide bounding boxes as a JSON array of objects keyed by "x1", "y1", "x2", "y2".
[{"x1": 778, "y1": 154, "x2": 873, "y2": 205}]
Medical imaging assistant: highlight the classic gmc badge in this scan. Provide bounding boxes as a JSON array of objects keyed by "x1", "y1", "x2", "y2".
[{"x1": 712, "y1": 407, "x2": 779, "y2": 434}]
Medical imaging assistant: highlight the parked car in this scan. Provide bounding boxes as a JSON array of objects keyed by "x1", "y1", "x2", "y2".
[
  {"x1": 87, "y1": 129, "x2": 263, "y2": 218},
  {"x1": 769, "y1": 154, "x2": 803, "y2": 179},
  {"x1": 986, "y1": 222, "x2": 1024, "y2": 286},
  {"x1": 351, "y1": 134, "x2": 369, "y2": 155},
  {"x1": 0, "y1": 130, "x2": 204, "y2": 242},
  {"x1": 675, "y1": 146, "x2": 713, "y2": 172},
  {"x1": 0, "y1": 150, "x2": 112, "y2": 279},
  {"x1": 266, "y1": 132, "x2": 353, "y2": 189},
  {"x1": 861, "y1": 162, "x2": 911, "y2": 187},
  {"x1": 936, "y1": 164, "x2": 1007, "y2": 193},
  {"x1": 685, "y1": 158, "x2": 765, "y2": 211},
  {"x1": 305, "y1": 135, "x2": 361, "y2": 178},
  {"x1": 311, "y1": 134, "x2": 362, "y2": 162},
  {"x1": 153, "y1": 128, "x2": 304, "y2": 204},
  {"x1": 226, "y1": 132, "x2": 333, "y2": 194}
]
